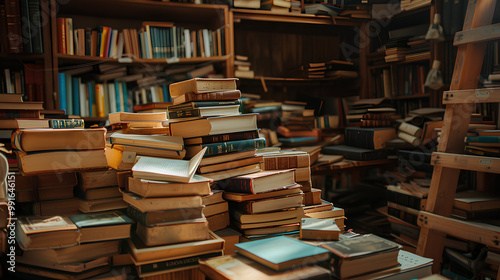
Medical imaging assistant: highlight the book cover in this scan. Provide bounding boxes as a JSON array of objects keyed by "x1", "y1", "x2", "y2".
[
  {"x1": 226, "y1": 169, "x2": 295, "y2": 194},
  {"x1": 169, "y1": 78, "x2": 238, "y2": 97},
  {"x1": 234, "y1": 236, "x2": 330, "y2": 271},
  {"x1": 186, "y1": 137, "x2": 265, "y2": 158},
  {"x1": 320, "y1": 234, "x2": 402, "y2": 259}
]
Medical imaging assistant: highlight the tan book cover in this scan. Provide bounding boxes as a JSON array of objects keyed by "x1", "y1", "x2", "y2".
[
  {"x1": 128, "y1": 175, "x2": 211, "y2": 198},
  {"x1": 16, "y1": 216, "x2": 79, "y2": 250},
  {"x1": 169, "y1": 78, "x2": 238, "y2": 97}
]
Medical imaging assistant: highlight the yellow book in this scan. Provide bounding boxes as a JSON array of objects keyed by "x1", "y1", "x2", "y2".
[{"x1": 95, "y1": 83, "x2": 105, "y2": 117}]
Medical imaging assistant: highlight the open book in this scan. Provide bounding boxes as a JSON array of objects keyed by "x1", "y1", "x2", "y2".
[{"x1": 132, "y1": 148, "x2": 207, "y2": 183}]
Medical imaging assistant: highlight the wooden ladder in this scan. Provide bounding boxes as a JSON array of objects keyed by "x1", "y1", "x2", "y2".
[{"x1": 416, "y1": 0, "x2": 500, "y2": 276}]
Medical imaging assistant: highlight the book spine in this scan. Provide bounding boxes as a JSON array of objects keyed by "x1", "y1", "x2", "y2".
[
  {"x1": 227, "y1": 178, "x2": 254, "y2": 194},
  {"x1": 202, "y1": 138, "x2": 266, "y2": 157},
  {"x1": 48, "y1": 119, "x2": 84, "y2": 128},
  {"x1": 19, "y1": 0, "x2": 32, "y2": 53},
  {"x1": 72, "y1": 77, "x2": 80, "y2": 116},
  {"x1": 168, "y1": 108, "x2": 201, "y2": 119},
  {"x1": 85, "y1": 27, "x2": 91, "y2": 56},
  {"x1": 57, "y1": 18, "x2": 66, "y2": 54},
  {"x1": 139, "y1": 252, "x2": 222, "y2": 274},
  {"x1": 386, "y1": 190, "x2": 426, "y2": 210},
  {"x1": 263, "y1": 154, "x2": 310, "y2": 170},
  {"x1": 126, "y1": 206, "x2": 149, "y2": 226},
  {"x1": 58, "y1": 73, "x2": 66, "y2": 111},
  {"x1": 466, "y1": 136, "x2": 500, "y2": 143},
  {"x1": 0, "y1": 110, "x2": 39, "y2": 118},
  {"x1": 199, "y1": 130, "x2": 259, "y2": 144},
  {"x1": 5, "y1": 0, "x2": 23, "y2": 53}
]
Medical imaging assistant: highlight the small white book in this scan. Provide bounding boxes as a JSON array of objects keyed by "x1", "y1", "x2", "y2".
[{"x1": 132, "y1": 147, "x2": 207, "y2": 183}]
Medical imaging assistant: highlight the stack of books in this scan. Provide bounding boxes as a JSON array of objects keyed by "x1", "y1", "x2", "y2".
[
  {"x1": 405, "y1": 36, "x2": 430, "y2": 62},
  {"x1": 123, "y1": 149, "x2": 224, "y2": 277},
  {"x1": 76, "y1": 169, "x2": 127, "y2": 213},
  {"x1": 0, "y1": 94, "x2": 47, "y2": 130},
  {"x1": 15, "y1": 172, "x2": 80, "y2": 216},
  {"x1": 167, "y1": 78, "x2": 265, "y2": 182},
  {"x1": 223, "y1": 169, "x2": 305, "y2": 240},
  {"x1": 14, "y1": 212, "x2": 132, "y2": 279},
  {"x1": 202, "y1": 190, "x2": 230, "y2": 232},
  {"x1": 361, "y1": 108, "x2": 401, "y2": 128},
  {"x1": 304, "y1": 201, "x2": 346, "y2": 231},
  {"x1": 234, "y1": 55, "x2": 255, "y2": 79},
  {"x1": 465, "y1": 130, "x2": 500, "y2": 158},
  {"x1": 259, "y1": 150, "x2": 320, "y2": 206}
]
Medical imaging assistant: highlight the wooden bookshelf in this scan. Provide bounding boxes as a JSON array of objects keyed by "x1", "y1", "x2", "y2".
[{"x1": 233, "y1": 9, "x2": 364, "y2": 26}]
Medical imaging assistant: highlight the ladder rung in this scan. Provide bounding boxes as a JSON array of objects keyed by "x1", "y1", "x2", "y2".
[
  {"x1": 454, "y1": 22, "x2": 500, "y2": 46},
  {"x1": 431, "y1": 152, "x2": 500, "y2": 174},
  {"x1": 418, "y1": 211, "x2": 500, "y2": 249},
  {"x1": 442, "y1": 87, "x2": 500, "y2": 104}
]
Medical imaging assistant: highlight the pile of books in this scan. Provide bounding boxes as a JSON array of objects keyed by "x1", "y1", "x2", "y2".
[
  {"x1": 15, "y1": 212, "x2": 132, "y2": 279},
  {"x1": 223, "y1": 169, "x2": 304, "y2": 240},
  {"x1": 277, "y1": 103, "x2": 320, "y2": 147},
  {"x1": 123, "y1": 148, "x2": 224, "y2": 277},
  {"x1": 76, "y1": 169, "x2": 127, "y2": 213},
  {"x1": 167, "y1": 78, "x2": 265, "y2": 183},
  {"x1": 234, "y1": 55, "x2": 255, "y2": 79},
  {"x1": 0, "y1": 94, "x2": 47, "y2": 130},
  {"x1": 465, "y1": 129, "x2": 500, "y2": 158},
  {"x1": 202, "y1": 190, "x2": 230, "y2": 232}
]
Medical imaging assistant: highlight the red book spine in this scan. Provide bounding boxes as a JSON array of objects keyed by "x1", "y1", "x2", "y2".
[
  {"x1": 226, "y1": 178, "x2": 254, "y2": 194},
  {"x1": 57, "y1": 18, "x2": 66, "y2": 54}
]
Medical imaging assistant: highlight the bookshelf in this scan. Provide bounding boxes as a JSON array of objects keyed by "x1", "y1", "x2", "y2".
[
  {"x1": 48, "y1": 0, "x2": 233, "y2": 112},
  {"x1": 232, "y1": 9, "x2": 365, "y2": 105},
  {"x1": 0, "y1": 0, "x2": 54, "y2": 108},
  {"x1": 363, "y1": 3, "x2": 438, "y2": 118}
]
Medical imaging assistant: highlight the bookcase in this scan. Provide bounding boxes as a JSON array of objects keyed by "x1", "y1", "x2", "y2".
[
  {"x1": 363, "y1": 4, "x2": 438, "y2": 118},
  {"x1": 46, "y1": 0, "x2": 233, "y2": 114},
  {"x1": 0, "y1": 0, "x2": 53, "y2": 107},
  {"x1": 232, "y1": 9, "x2": 365, "y2": 106}
]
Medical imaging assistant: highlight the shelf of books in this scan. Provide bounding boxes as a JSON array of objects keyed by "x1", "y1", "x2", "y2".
[{"x1": 50, "y1": 0, "x2": 233, "y2": 115}]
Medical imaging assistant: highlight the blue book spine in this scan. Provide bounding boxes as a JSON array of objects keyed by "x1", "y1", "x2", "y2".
[
  {"x1": 87, "y1": 82, "x2": 94, "y2": 117},
  {"x1": 114, "y1": 81, "x2": 121, "y2": 112},
  {"x1": 65, "y1": 74, "x2": 73, "y2": 115},
  {"x1": 122, "y1": 82, "x2": 129, "y2": 112},
  {"x1": 162, "y1": 84, "x2": 170, "y2": 102},
  {"x1": 466, "y1": 136, "x2": 500, "y2": 143},
  {"x1": 58, "y1": 73, "x2": 66, "y2": 111},
  {"x1": 72, "y1": 77, "x2": 80, "y2": 116}
]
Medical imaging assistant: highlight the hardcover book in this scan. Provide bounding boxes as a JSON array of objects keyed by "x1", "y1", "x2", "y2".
[
  {"x1": 11, "y1": 128, "x2": 106, "y2": 152},
  {"x1": 122, "y1": 191, "x2": 203, "y2": 212},
  {"x1": 128, "y1": 175, "x2": 212, "y2": 198},
  {"x1": 169, "y1": 114, "x2": 258, "y2": 139},
  {"x1": 299, "y1": 217, "x2": 341, "y2": 241},
  {"x1": 169, "y1": 78, "x2": 238, "y2": 97},
  {"x1": 16, "y1": 216, "x2": 79, "y2": 250},
  {"x1": 225, "y1": 169, "x2": 296, "y2": 194},
  {"x1": 235, "y1": 236, "x2": 330, "y2": 271},
  {"x1": 135, "y1": 217, "x2": 210, "y2": 246},
  {"x1": 69, "y1": 211, "x2": 133, "y2": 243},
  {"x1": 127, "y1": 206, "x2": 204, "y2": 226}
]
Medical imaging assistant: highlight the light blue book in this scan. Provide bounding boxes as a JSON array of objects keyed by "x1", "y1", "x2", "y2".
[
  {"x1": 235, "y1": 236, "x2": 329, "y2": 271},
  {"x1": 114, "y1": 81, "x2": 121, "y2": 112}
]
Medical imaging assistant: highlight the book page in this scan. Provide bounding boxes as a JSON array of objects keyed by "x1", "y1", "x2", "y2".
[{"x1": 133, "y1": 156, "x2": 189, "y2": 178}]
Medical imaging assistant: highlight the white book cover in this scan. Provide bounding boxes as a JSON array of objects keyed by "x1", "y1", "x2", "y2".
[
  {"x1": 115, "y1": 32, "x2": 124, "y2": 59},
  {"x1": 203, "y1": 29, "x2": 211, "y2": 57},
  {"x1": 67, "y1": 18, "x2": 74, "y2": 55},
  {"x1": 109, "y1": 29, "x2": 118, "y2": 58},
  {"x1": 118, "y1": 82, "x2": 125, "y2": 112},
  {"x1": 78, "y1": 78, "x2": 87, "y2": 117},
  {"x1": 132, "y1": 148, "x2": 207, "y2": 183},
  {"x1": 108, "y1": 82, "x2": 117, "y2": 113},
  {"x1": 184, "y1": 29, "x2": 191, "y2": 58},
  {"x1": 4, "y1": 69, "x2": 12, "y2": 93}
]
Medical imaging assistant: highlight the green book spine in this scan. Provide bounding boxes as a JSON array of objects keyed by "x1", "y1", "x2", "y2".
[
  {"x1": 202, "y1": 138, "x2": 266, "y2": 157},
  {"x1": 168, "y1": 108, "x2": 201, "y2": 119}
]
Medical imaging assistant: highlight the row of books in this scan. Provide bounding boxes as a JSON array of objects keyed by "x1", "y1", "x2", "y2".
[
  {"x1": 0, "y1": 0, "x2": 44, "y2": 54},
  {"x1": 0, "y1": 65, "x2": 45, "y2": 102},
  {"x1": 56, "y1": 18, "x2": 226, "y2": 59}
]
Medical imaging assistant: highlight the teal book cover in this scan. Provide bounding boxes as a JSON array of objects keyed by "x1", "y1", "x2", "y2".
[
  {"x1": 235, "y1": 236, "x2": 329, "y2": 271},
  {"x1": 69, "y1": 211, "x2": 132, "y2": 228}
]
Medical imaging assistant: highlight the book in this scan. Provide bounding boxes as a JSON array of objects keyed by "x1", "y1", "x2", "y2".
[
  {"x1": 319, "y1": 234, "x2": 402, "y2": 279},
  {"x1": 199, "y1": 254, "x2": 331, "y2": 280},
  {"x1": 109, "y1": 133, "x2": 184, "y2": 152},
  {"x1": 231, "y1": 193, "x2": 304, "y2": 214},
  {"x1": 186, "y1": 138, "x2": 266, "y2": 158},
  {"x1": 69, "y1": 211, "x2": 133, "y2": 243},
  {"x1": 0, "y1": 118, "x2": 49, "y2": 129},
  {"x1": 135, "y1": 217, "x2": 209, "y2": 246},
  {"x1": 168, "y1": 104, "x2": 241, "y2": 119},
  {"x1": 16, "y1": 255, "x2": 110, "y2": 274},
  {"x1": 15, "y1": 264, "x2": 111, "y2": 280},
  {"x1": 17, "y1": 150, "x2": 108, "y2": 175},
  {"x1": 233, "y1": 216, "x2": 302, "y2": 230},
  {"x1": 207, "y1": 211, "x2": 230, "y2": 231},
  {"x1": 108, "y1": 112, "x2": 166, "y2": 124},
  {"x1": 172, "y1": 90, "x2": 241, "y2": 106},
  {"x1": 223, "y1": 185, "x2": 302, "y2": 202},
  {"x1": 321, "y1": 145, "x2": 387, "y2": 161},
  {"x1": 131, "y1": 148, "x2": 206, "y2": 183},
  {"x1": 230, "y1": 207, "x2": 304, "y2": 224},
  {"x1": 78, "y1": 169, "x2": 118, "y2": 190},
  {"x1": 128, "y1": 175, "x2": 211, "y2": 198},
  {"x1": 127, "y1": 205, "x2": 204, "y2": 226},
  {"x1": 454, "y1": 191, "x2": 500, "y2": 212},
  {"x1": 122, "y1": 191, "x2": 203, "y2": 212},
  {"x1": 198, "y1": 156, "x2": 263, "y2": 174},
  {"x1": 199, "y1": 150, "x2": 256, "y2": 166},
  {"x1": 79, "y1": 197, "x2": 128, "y2": 213},
  {"x1": 344, "y1": 127, "x2": 397, "y2": 150},
  {"x1": 74, "y1": 185, "x2": 121, "y2": 200},
  {"x1": 169, "y1": 78, "x2": 238, "y2": 97},
  {"x1": 169, "y1": 114, "x2": 258, "y2": 139},
  {"x1": 299, "y1": 217, "x2": 341, "y2": 241},
  {"x1": 15, "y1": 216, "x2": 79, "y2": 250},
  {"x1": 184, "y1": 130, "x2": 260, "y2": 145},
  {"x1": 234, "y1": 236, "x2": 330, "y2": 271},
  {"x1": 260, "y1": 150, "x2": 310, "y2": 170},
  {"x1": 127, "y1": 231, "x2": 224, "y2": 263},
  {"x1": 11, "y1": 128, "x2": 106, "y2": 152},
  {"x1": 203, "y1": 163, "x2": 262, "y2": 182},
  {"x1": 303, "y1": 200, "x2": 334, "y2": 213},
  {"x1": 224, "y1": 170, "x2": 296, "y2": 194},
  {"x1": 203, "y1": 202, "x2": 228, "y2": 217},
  {"x1": 202, "y1": 190, "x2": 225, "y2": 206}
]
